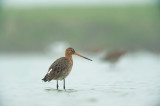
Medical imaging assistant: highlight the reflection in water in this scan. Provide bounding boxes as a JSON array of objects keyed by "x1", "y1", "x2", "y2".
[
  {"x1": 0, "y1": 52, "x2": 160, "y2": 106},
  {"x1": 45, "y1": 88, "x2": 77, "y2": 93}
]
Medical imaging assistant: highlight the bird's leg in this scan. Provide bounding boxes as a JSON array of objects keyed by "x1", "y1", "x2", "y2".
[
  {"x1": 57, "y1": 80, "x2": 59, "y2": 90},
  {"x1": 63, "y1": 79, "x2": 65, "y2": 90}
]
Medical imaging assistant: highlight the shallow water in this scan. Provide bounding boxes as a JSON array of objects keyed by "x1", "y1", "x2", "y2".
[{"x1": 0, "y1": 52, "x2": 160, "y2": 106}]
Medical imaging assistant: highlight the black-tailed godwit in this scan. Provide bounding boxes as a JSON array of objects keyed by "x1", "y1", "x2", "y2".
[
  {"x1": 42, "y1": 47, "x2": 92, "y2": 90},
  {"x1": 104, "y1": 50, "x2": 126, "y2": 63}
]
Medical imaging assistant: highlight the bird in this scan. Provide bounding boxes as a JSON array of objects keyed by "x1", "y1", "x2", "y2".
[
  {"x1": 42, "y1": 47, "x2": 92, "y2": 90},
  {"x1": 104, "y1": 50, "x2": 126, "y2": 64}
]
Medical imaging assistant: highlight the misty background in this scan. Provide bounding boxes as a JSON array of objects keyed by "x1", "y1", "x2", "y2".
[{"x1": 0, "y1": 0, "x2": 160, "y2": 53}]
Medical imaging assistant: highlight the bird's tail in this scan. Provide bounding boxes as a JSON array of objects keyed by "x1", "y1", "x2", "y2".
[{"x1": 42, "y1": 75, "x2": 48, "y2": 82}]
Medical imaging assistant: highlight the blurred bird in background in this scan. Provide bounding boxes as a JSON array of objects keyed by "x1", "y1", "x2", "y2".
[{"x1": 103, "y1": 50, "x2": 126, "y2": 66}]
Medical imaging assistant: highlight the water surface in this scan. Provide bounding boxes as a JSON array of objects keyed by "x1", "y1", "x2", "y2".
[{"x1": 0, "y1": 52, "x2": 160, "y2": 106}]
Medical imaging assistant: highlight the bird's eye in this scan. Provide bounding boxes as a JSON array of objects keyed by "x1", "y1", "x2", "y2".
[{"x1": 71, "y1": 49, "x2": 74, "y2": 53}]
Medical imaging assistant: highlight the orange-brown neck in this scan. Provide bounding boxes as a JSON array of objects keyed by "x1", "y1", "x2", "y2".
[{"x1": 65, "y1": 53, "x2": 73, "y2": 64}]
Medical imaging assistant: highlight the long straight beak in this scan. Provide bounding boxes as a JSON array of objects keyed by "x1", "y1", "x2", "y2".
[{"x1": 74, "y1": 52, "x2": 92, "y2": 61}]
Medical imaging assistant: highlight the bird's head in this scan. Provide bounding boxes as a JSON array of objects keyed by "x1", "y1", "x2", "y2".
[{"x1": 65, "y1": 48, "x2": 92, "y2": 61}]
